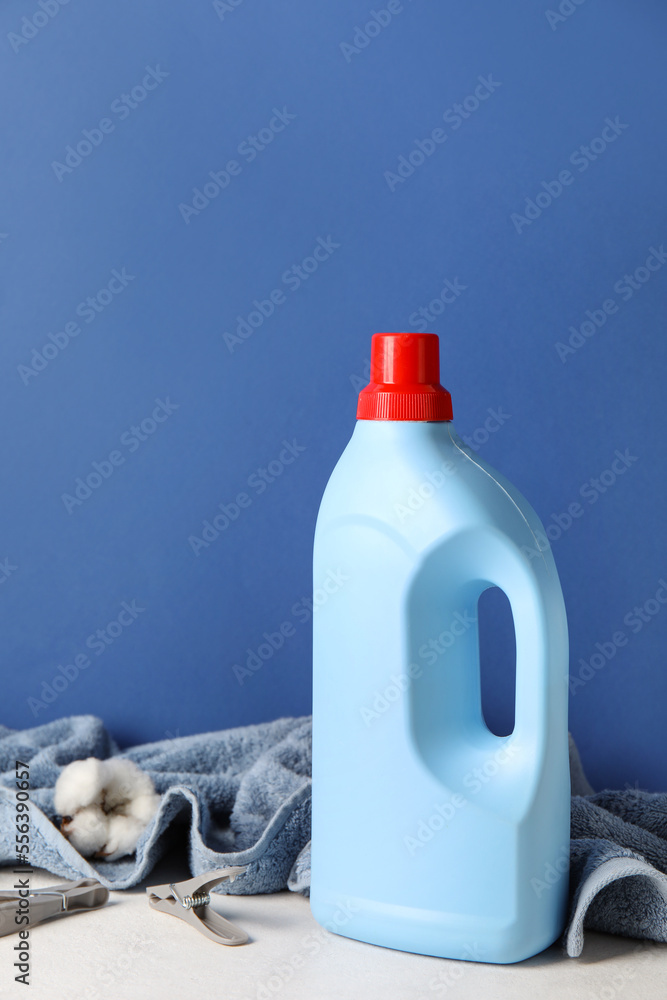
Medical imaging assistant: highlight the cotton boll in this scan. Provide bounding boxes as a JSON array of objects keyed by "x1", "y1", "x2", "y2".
[
  {"x1": 54, "y1": 758, "x2": 106, "y2": 817},
  {"x1": 129, "y1": 791, "x2": 162, "y2": 825},
  {"x1": 100, "y1": 814, "x2": 149, "y2": 861},
  {"x1": 102, "y1": 758, "x2": 155, "y2": 811},
  {"x1": 61, "y1": 804, "x2": 109, "y2": 857},
  {"x1": 55, "y1": 756, "x2": 161, "y2": 860}
]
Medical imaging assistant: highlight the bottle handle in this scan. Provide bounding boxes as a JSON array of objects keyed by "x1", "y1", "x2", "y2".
[{"x1": 408, "y1": 526, "x2": 568, "y2": 820}]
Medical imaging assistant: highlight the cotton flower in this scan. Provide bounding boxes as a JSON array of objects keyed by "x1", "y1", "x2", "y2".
[{"x1": 54, "y1": 757, "x2": 160, "y2": 860}]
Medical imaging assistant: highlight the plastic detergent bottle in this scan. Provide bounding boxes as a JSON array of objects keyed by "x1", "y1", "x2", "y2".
[{"x1": 310, "y1": 332, "x2": 570, "y2": 964}]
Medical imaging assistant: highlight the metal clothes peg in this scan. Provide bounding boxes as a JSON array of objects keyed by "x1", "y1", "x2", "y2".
[{"x1": 146, "y1": 866, "x2": 248, "y2": 945}]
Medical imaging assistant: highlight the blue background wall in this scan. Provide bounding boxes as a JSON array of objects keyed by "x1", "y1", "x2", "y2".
[{"x1": 1, "y1": 0, "x2": 665, "y2": 790}]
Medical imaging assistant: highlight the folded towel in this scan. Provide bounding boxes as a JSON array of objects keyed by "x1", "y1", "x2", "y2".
[
  {"x1": 567, "y1": 741, "x2": 667, "y2": 956},
  {"x1": 2, "y1": 715, "x2": 667, "y2": 958}
]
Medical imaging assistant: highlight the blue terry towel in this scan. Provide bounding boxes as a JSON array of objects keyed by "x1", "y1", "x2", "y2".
[
  {"x1": 567, "y1": 736, "x2": 667, "y2": 957},
  {"x1": 0, "y1": 714, "x2": 311, "y2": 894},
  {"x1": 1, "y1": 715, "x2": 667, "y2": 959}
]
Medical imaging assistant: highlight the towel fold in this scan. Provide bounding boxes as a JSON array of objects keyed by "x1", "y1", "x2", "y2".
[{"x1": 2, "y1": 715, "x2": 667, "y2": 958}]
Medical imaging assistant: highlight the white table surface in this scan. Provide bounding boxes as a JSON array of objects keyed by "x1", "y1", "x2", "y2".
[{"x1": 1, "y1": 852, "x2": 666, "y2": 1000}]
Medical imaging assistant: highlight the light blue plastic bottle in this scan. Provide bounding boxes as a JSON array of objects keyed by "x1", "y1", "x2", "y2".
[{"x1": 310, "y1": 333, "x2": 570, "y2": 964}]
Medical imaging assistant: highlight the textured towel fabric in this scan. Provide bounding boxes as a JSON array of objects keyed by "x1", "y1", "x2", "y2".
[
  {"x1": 0, "y1": 715, "x2": 311, "y2": 893},
  {"x1": 563, "y1": 734, "x2": 667, "y2": 955},
  {"x1": 2, "y1": 716, "x2": 667, "y2": 958}
]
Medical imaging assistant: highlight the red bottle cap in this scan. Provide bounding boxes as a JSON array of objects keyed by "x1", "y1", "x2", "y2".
[{"x1": 356, "y1": 333, "x2": 453, "y2": 421}]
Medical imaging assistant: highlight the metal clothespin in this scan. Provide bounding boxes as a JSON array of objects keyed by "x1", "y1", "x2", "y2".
[
  {"x1": 146, "y1": 867, "x2": 249, "y2": 945},
  {"x1": 0, "y1": 878, "x2": 109, "y2": 937}
]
